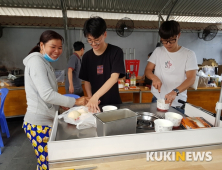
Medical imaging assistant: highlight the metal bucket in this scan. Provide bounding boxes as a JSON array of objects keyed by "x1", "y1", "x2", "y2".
[{"x1": 93, "y1": 109, "x2": 137, "y2": 136}]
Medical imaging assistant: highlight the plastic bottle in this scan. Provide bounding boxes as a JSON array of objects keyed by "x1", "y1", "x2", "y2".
[
  {"x1": 131, "y1": 72, "x2": 136, "y2": 86},
  {"x1": 134, "y1": 72, "x2": 136, "y2": 86},
  {"x1": 125, "y1": 70, "x2": 130, "y2": 89},
  {"x1": 130, "y1": 72, "x2": 134, "y2": 86}
]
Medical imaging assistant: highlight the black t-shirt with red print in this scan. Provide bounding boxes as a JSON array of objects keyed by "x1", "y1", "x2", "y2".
[{"x1": 79, "y1": 44, "x2": 125, "y2": 105}]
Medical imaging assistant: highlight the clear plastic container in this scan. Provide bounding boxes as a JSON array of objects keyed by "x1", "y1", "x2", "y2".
[
  {"x1": 55, "y1": 70, "x2": 65, "y2": 83},
  {"x1": 130, "y1": 72, "x2": 136, "y2": 86}
]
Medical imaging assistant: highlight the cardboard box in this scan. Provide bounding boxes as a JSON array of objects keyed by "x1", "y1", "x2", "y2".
[
  {"x1": 218, "y1": 65, "x2": 222, "y2": 76},
  {"x1": 202, "y1": 58, "x2": 218, "y2": 67}
]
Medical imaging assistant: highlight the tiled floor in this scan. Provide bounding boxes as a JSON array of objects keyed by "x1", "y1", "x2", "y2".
[{"x1": 0, "y1": 117, "x2": 37, "y2": 170}]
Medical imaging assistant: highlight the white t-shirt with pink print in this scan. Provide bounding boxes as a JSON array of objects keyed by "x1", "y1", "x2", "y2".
[{"x1": 148, "y1": 46, "x2": 198, "y2": 107}]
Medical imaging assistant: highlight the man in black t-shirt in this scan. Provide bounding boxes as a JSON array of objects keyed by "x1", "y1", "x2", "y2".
[{"x1": 79, "y1": 16, "x2": 125, "y2": 112}]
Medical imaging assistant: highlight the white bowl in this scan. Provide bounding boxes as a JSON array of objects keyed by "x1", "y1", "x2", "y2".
[
  {"x1": 102, "y1": 105, "x2": 118, "y2": 112},
  {"x1": 157, "y1": 99, "x2": 170, "y2": 111},
  {"x1": 154, "y1": 119, "x2": 173, "y2": 132},
  {"x1": 165, "y1": 112, "x2": 183, "y2": 127}
]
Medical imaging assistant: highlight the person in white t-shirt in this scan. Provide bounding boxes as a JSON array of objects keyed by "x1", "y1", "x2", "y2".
[{"x1": 145, "y1": 20, "x2": 198, "y2": 110}]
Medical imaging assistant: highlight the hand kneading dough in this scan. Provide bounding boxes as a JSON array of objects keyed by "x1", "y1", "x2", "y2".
[{"x1": 68, "y1": 110, "x2": 81, "y2": 119}]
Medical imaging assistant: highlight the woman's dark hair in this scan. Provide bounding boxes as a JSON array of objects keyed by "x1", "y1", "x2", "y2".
[
  {"x1": 159, "y1": 20, "x2": 180, "y2": 39},
  {"x1": 29, "y1": 30, "x2": 64, "y2": 54},
  {"x1": 83, "y1": 16, "x2": 107, "y2": 39},
  {"x1": 73, "y1": 41, "x2": 85, "y2": 51}
]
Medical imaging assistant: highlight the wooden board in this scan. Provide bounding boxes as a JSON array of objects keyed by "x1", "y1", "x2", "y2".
[{"x1": 51, "y1": 148, "x2": 222, "y2": 170}]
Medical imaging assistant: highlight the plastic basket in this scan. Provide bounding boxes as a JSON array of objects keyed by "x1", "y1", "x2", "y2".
[
  {"x1": 125, "y1": 60, "x2": 140, "y2": 76},
  {"x1": 64, "y1": 94, "x2": 80, "y2": 99}
]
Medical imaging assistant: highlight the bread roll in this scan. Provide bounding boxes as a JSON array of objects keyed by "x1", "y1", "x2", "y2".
[
  {"x1": 68, "y1": 110, "x2": 81, "y2": 119},
  {"x1": 77, "y1": 108, "x2": 87, "y2": 114}
]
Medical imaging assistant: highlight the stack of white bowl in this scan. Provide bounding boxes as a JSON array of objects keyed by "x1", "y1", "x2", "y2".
[{"x1": 154, "y1": 112, "x2": 183, "y2": 132}]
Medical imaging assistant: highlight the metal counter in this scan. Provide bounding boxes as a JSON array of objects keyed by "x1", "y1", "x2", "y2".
[
  {"x1": 48, "y1": 103, "x2": 222, "y2": 169},
  {"x1": 55, "y1": 103, "x2": 183, "y2": 141}
]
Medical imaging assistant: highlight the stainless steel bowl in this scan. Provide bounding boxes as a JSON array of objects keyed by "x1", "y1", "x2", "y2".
[{"x1": 137, "y1": 112, "x2": 159, "y2": 129}]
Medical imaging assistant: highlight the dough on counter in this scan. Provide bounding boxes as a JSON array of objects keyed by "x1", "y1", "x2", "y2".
[
  {"x1": 68, "y1": 110, "x2": 81, "y2": 119},
  {"x1": 77, "y1": 108, "x2": 87, "y2": 114}
]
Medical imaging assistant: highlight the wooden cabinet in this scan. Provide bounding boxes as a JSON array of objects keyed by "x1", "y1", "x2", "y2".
[
  {"x1": 3, "y1": 85, "x2": 86, "y2": 117},
  {"x1": 4, "y1": 89, "x2": 27, "y2": 117},
  {"x1": 187, "y1": 90, "x2": 219, "y2": 114},
  {"x1": 3, "y1": 86, "x2": 68, "y2": 117},
  {"x1": 140, "y1": 88, "x2": 220, "y2": 114},
  {"x1": 58, "y1": 86, "x2": 66, "y2": 94},
  {"x1": 2, "y1": 85, "x2": 220, "y2": 117}
]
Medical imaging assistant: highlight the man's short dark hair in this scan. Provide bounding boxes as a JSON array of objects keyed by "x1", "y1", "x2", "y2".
[
  {"x1": 83, "y1": 16, "x2": 107, "y2": 39},
  {"x1": 73, "y1": 41, "x2": 84, "y2": 51},
  {"x1": 159, "y1": 20, "x2": 180, "y2": 39}
]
